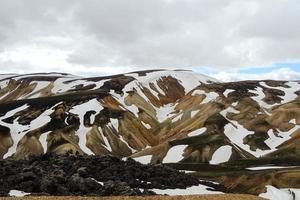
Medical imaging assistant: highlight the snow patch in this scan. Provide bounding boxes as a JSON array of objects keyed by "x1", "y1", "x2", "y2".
[
  {"x1": 109, "y1": 118, "x2": 119, "y2": 131},
  {"x1": 223, "y1": 121, "x2": 257, "y2": 156},
  {"x1": 154, "y1": 103, "x2": 177, "y2": 122},
  {"x1": 21, "y1": 81, "x2": 50, "y2": 99},
  {"x1": 39, "y1": 131, "x2": 51, "y2": 153},
  {"x1": 264, "y1": 124, "x2": 300, "y2": 152},
  {"x1": 223, "y1": 89, "x2": 235, "y2": 98},
  {"x1": 141, "y1": 121, "x2": 151, "y2": 129},
  {"x1": 191, "y1": 90, "x2": 219, "y2": 104},
  {"x1": 247, "y1": 166, "x2": 297, "y2": 170},
  {"x1": 289, "y1": 119, "x2": 296, "y2": 125},
  {"x1": 133, "y1": 155, "x2": 152, "y2": 164},
  {"x1": 260, "y1": 81, "x2": 300, "y2": 104},
  {"x1": 128, "y1": 70, "x2": 218, "y2": 94},
  {"x1": 191, "y1": 110, "x2": 198, "y2": 118},
  {"x1": 249, "y1": 87, "x2": 275, "y2": 109},
  {"x1": 91, "y1": 178, "x2": 104, "y2": 186},
  {"x1": 69, "y1": 99, "x2": 103, "y2": 154},
  {"x1": 172, "y1": 113, "x2": 183, "y2": 122},
  {"x1": 210, "y1": 145, "x2": 232, "y2": 164},
  {"x1": 152, "y1": 184, "x2": 223, "y2": 195},
  {"x1": 2, "y1": 103, "x2": 61, "y2": 158},
  {"x1": 188, "y1": 127, "x2": 207, "y2": 137},
  {"x1": 259, "y1": 185, "x2": 300, "y2": 200},
  {"x1": 98, "y1": 127, "x2": 112, "y2": 152},
  {"x1": 9, "y1": 190, "x2": 30, "y2": 197},
  {"x1": 163, "y1": 145, "x2": 187, "y2": 163}
]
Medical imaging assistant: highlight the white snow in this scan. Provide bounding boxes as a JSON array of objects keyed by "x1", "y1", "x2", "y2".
[
  {"x1": 91, "y1": 178, "x2": 104, "y2": 186},
  {"x1": 163, "y1": 145, "x2": 187, "y2": 163},
  {"x1": 154, "y1": 103, "x2": 177, "y2": 122},
  {"x1": 110, "y1": 89, "x2": 140, "y2": 118},
  {"x1": 220, "y1": 103, "x2": 300, "y2": 157},
  {"x1": 210, "y1": 145, "x2": 232, "y2": 164},
  {"x1": 247, "y1": 166, "x2": 297, "y2": 170},
  {"x1": 21, "y1": 81, "x2": 50, "y2": 99},
  {"x1": 220, "y1": 97, "x2": 299, "y2": 157},
  {"x1": 172, "y1": 113, "x2": 183, "y2": 122},
  {"x1": 260, "y1": 81, "x2": 300, "y2": 104},
  {"x1": 98, "y1": 127, "x2": 112, "y2": 152},
  {"x1": 141, "y1": 121, "x2": 151, "y2": 129},
  {"x1": 2, "y1": 103, "x2": 62, "y2": 158},
  {"x1": 128, "y1": 70, "x2": 218, "y2": 94},
  {"x1": 118, "y1": 76, "x2": 177, "y2": 122},
  {"x1": 232, "y1": 102, "x2": 238, "y2": 107},
  {"x1": 220, "y1": 106, "x2": 240, "y2": 115},
  {"x1": 51, "y1": 77, "x2": 109, "y2": 94},
  {"x1": 191, "y1": 110, "x2": 198, "y2": 118},
  {"x1": 223, "y1": 121, "x2": 257, "y2": 156},
  {"x1": 249, "y1": 87, "x2": 275, "y2": 109},
  {"x1": 191, "y1": 89, "x2": 205, "y2": 96},
  {"x1": 133, "y1": 155, "x2": 152, "y2": 164},
  {"x1": 39, "y1": 131, "x2": 51, "y2": 153},
  {"x1": 28, "y1": 103, "x2": 63, "y2": 153},
  {"x1": 191, "y1": 90, "x2": 219, "y2": 104},
  {"x1": 1, "y1": 104, "x2": 29, "y2": 119},
  {"x1": 111, "y1": 70, "x2": 218, "y2": 122},
  {"x1": 152, "y1": 184, "x2": 223, "y2": 195},
  {"x1": 223, "y1": 120, "x2": 300, "y2": 157},
  {"x1": 290, "y1": 119, "x2": 297, "y2": 124},
  {"x1": 126, "y1": 105, "x2": 140, "y2": 118},
  {"x1": 9, "y1": 73, "x2": 76, "y2": 81},
  {"x1": 109, "y1": 118, "x2": 119, "y2": 131},
  {"x1": 259, "y1": 185, "x2": 300, "y2": 200},
  {"x1": 281, "y1": 82, "x2": 300, "y2": 104},
  {"x1": 171, "y1": 71, "x2": 218, "y2": 93},
  {"x1": 69, "y1": 98, "x2": 103, "y2": 154},
  {"x1": 9, "y1": 190, "x2": 30, "y2": 197},
  {"x1": 223, "y1": 89, "x2": 235, "y2": 98},
  {"x1": 188, "y1": 127, "x2": 207, "y2": 137},
  {"x1": 153, "y1": 80, "x2": 166, "y2": 96},
  {"x1": 221, "y1": 105, "x2": 278, "y2": 157},
  {"x1": 0, "y1": 80, "x2": 9, "y2": 89},
  {"x1": 0, "y1": 104, "x2": 29, "y2": 158},
  {"x1": 264, "y1": 124, "x2": 300, "y2": 152}
]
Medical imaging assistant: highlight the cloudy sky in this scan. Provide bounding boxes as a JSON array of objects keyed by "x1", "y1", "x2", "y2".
[{"x1": 0, "y1": 0, "x2": 299, "y2": 81}]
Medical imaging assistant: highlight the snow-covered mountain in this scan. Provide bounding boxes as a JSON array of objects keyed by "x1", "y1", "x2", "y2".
[{"x1": 0, "y1": 69, "x2": 300, "y2": 195}]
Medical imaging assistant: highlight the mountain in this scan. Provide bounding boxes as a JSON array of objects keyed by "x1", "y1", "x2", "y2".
[{"x1": 0, "y1": 69, "x2": 300, "y2": 195}]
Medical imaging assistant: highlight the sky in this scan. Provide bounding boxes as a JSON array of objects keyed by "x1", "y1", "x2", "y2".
[{"x1": 0, "y1": 0, "x2": 299, "y2": 81}]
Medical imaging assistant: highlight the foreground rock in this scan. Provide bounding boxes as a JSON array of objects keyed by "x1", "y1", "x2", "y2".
[{"x1": 0, "y1": 154, "x2": 223, "y2": 197}]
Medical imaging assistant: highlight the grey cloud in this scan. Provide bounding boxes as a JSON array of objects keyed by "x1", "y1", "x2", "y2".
[{"x1": 0, "y1": 0, "x2": 299, "y2": 74}]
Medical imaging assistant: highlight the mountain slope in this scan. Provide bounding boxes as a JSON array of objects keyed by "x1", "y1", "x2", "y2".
[{"x1": 0, "y1": 70, "x2": 300, "y2": 194}]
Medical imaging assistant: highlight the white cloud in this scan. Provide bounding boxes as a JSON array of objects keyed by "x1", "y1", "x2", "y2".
[{"x1": 211, "y1": 68, "x2": 300, "y2": 82}]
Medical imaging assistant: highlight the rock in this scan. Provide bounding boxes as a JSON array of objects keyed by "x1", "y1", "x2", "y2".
[
  {"x1": 0, "y1": 154, "x2": 206, "y2": 197},
  {"x1": 102, "y1": 180, "x2": 138, "y2": 196},
  {"x1": 77, "y1": 167, "x2": 88, "y2": 177},
  {"x1": 68, "y1": 173, "x2": 101, "y2": 195}
]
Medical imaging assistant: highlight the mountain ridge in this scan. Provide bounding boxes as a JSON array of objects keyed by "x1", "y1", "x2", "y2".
[{"x1": 1, "y1": 69, "x2": 300, "y2": 194}]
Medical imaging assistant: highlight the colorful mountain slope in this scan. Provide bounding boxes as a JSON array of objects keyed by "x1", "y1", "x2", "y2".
[{"x1": 0, "y1": 70, "x2": 300, "y2": 195}]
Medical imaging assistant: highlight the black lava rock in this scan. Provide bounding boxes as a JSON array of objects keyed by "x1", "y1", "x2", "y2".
[{"x1": 0, "y1": 153, "x2": 203, "y2": 196}]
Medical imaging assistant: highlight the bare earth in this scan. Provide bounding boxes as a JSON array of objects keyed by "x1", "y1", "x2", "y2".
[{"x1": 0, "y1": 194, "x2": 265, "y2": 200}]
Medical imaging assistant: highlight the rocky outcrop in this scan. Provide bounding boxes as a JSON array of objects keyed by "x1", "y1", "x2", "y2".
[{"x1": 0, "y1": 153, "x2": 214, "y2": 196}]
